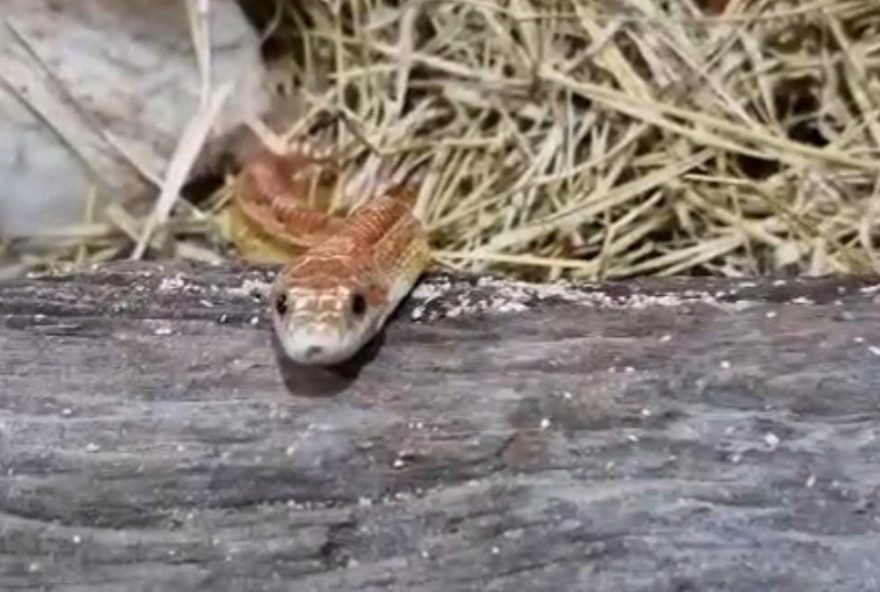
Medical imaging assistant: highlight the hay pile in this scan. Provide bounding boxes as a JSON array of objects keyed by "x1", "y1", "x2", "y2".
[{"x1": 6, "y1": 0, "x2": 880, "y2": 281}]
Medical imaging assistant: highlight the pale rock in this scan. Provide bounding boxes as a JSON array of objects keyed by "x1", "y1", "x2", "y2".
[{"x1": 0, "y1": 0, "x2": 272, "y2": 241}]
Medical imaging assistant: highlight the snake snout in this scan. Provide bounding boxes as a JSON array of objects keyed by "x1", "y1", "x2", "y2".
[{"x1": 275, "y1": 320, "x2": 355, "y2": 365}]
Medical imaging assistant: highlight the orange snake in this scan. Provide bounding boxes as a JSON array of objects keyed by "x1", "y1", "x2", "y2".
[{"x1": 231, "y1": 140, "x2": 432, "y2": 365}]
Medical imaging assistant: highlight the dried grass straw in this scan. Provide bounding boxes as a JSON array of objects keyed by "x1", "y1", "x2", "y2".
[{"x1": 264, "y1": 0, "x2": 880, "y2": 280}]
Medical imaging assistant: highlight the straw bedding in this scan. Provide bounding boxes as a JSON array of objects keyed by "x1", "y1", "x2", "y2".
[{"x1": 4, "y1": 0, "x2": 880, "y2": 281}]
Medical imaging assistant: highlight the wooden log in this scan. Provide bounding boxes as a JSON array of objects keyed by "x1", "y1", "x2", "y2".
[{"x1": 1, "y1": 261, "x2": 880, "y2": 591}]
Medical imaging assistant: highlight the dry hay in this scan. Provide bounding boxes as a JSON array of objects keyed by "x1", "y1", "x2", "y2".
[{"x1": 4, "y1": 0, "x2": 880, "y2": 282}]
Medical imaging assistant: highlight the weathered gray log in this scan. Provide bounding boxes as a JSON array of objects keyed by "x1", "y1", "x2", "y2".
[{"x1": 2, "y1": 261, "x2": 880, "y2": 591}]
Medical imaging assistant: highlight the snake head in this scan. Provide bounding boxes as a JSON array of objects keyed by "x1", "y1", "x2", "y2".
[{"x1": 269, "y1": 273, "x2": 389, "y2": 365}]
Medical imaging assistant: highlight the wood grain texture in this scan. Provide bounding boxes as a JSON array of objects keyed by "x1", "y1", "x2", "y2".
[{"x1": 2, "y1": 261, "x2": 880, "y2": 591}]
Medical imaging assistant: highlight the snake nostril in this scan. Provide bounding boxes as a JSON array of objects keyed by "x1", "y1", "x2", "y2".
[{"x1": 305, "y1": 345, "x2": 323, "y2": 359}]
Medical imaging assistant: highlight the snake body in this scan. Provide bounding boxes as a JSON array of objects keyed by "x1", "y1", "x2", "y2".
[{"x1": 232, "y1": 140, "x2": 431, "y2": 365}]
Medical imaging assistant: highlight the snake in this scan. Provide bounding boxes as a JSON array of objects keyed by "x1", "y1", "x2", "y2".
[{"x1": 230, "y1": 139, "x2": 432, "y2": 365}]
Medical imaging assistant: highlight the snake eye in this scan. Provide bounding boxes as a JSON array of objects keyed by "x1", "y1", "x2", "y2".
[
  {"x1": 274, "y1": 293, "x2": 288, "y2": 316},
  {"x1": 350, "y1": 293, "x2": 367, "y2": 316}
]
